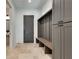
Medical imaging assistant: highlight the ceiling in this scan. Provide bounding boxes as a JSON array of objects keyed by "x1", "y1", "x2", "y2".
[{"x1": 12, "y1": 0, "x2": 48, "y2": 9}]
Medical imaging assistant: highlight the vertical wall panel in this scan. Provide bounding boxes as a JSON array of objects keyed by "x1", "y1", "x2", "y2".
[
  {"x1": 49, "y1": 12, "x2": 52, "y2": 42},
  {"x1": 43, "y1": 17, "x2": 46, "y2": 38},
  {"x1": 38, "y1": 21, "x2": 41, "y2": 37},
  {"x1": 42, "y1": 18, "x2": 45, "y2": 38},
  {"x1": 44, "y1": 16, "x2": 47, "y2": 39},
  {"x1": 46, "y1": 14, "x2": 50, "y2": 41},
  {"x1": 40, "y1": 20, "x2": 43, "y2": 37}
]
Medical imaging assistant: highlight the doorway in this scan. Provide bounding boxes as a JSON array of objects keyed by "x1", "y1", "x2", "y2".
[{"x1": 24, "y1": 15, "x2": 34, "y2": 43}]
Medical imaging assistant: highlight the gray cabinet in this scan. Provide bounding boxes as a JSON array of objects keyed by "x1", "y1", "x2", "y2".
[
  {"x1": 53, "y1": 22, "x2": 72, "y2": 59},
  {"x1": 53, "y1": 0, "x2": 72, "y2": 22},
  {"x1": 64, "y1": 0, "x2": 72, "y2": 22},
  {"x1": 52, "y1": 0, "x2": 72, "y2": 59},
  {"x1": 53, "y1": 25, "x2": 61, "y2": 59},
  {"x1": 64, "y1": 22, "x2": 72, "y2": 59},
  {"x1": 60, "y1": 0, "x2": 72, "y2": 22},
  {"x1": 53, "y1": 0, "x2": 61, "y2": 24}
]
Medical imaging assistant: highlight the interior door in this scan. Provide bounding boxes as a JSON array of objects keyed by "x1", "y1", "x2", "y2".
[{"x1": 24, "y1": 15, "x2": 34, "y2": 43}]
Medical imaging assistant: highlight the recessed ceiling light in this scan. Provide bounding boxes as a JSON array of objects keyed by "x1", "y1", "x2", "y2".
[{"x1": 28, "y1": 0, "x2": 32, "y2": 3}]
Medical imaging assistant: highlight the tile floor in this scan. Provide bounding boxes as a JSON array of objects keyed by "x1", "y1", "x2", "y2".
[{"x1": 6, "y1": 43, "x2": 52, "y2": 59}]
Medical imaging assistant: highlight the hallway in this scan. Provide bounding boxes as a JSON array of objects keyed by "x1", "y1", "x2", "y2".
[
  {"x1": 6, "y1": 43, "x2": 52, "y2": 59},
  {"x1": 6, "y1": 0, "x2": 72, "y2": 59}
]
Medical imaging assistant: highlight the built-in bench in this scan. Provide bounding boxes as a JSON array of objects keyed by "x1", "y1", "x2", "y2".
[{"x1": 36, "y1": 37, "x2": 52, "y2": 54}]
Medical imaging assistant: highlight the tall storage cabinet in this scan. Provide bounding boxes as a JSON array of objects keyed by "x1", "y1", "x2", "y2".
[
  {"x1": 52, "y1": 0, "x2": 72, "y2": 59},
  {"x1": 37, "y1": 0, "x2": 72, "y2": 58}
]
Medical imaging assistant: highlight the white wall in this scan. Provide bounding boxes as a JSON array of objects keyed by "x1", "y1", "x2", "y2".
[
  {"x1": 41, "y1": 0, "x2": 52, "y2": 15},
  {"x1": 14, "y1": 9, "x2": 40, "y2": 43},
  {"x1": 11, "y1": 0, "x2": 52, "y2": 44},
  {"x1": 10, "y1": 7, "x2": 17, "y2": 48},
  {"x1": 38, "y1": 0, "x2": 52, "y2": 19}
]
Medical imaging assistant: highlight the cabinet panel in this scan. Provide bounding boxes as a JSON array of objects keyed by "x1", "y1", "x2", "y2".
[
  {"x1": 53, "y1": 0, "x2": 72, "y2": 23},
  {"x1": 52, "y1": 0, "x2": 72, "y2": 59},
  {"x1": 53, "y1": 0, "x2": 61, "y2": 24},
  {"x1": 60, "y1": 0, "x2": 64, "y2": 21},
  {"x1": 53, "y1": 23, "x2": 72, "y2": 59},
  {"x1": 64, "y1": 0, "x2": 72, "y2": 22},
  {"x1": 64, "y1": 22, "x2": 72, "y2": 59},
  {"x1": 53, "y1": 25, "x2": 61, "y2": 59}
]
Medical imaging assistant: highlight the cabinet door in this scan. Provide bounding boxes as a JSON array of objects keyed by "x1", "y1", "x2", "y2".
[
  {"x1": 53, "y1": 25, "x2": 61, "y2": 59},
  {"x1": 60, "y1": 0, "x2": 64, "y2": 21},
  {"x1": 64, "y1": 0, "x2": 72, "y2": 22},
  {"x1": 64, "y1": 22, "x2": 72, "y2": 59},
  {"x1": 53, "y1": 0, "x2": 61, "y2": 24},
  {"x1": 60, "y1": 26, "x2": 65, "y2": 59}
]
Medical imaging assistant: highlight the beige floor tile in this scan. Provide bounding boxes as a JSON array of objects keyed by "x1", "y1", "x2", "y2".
[{"x1": 6, "y1": 43, "x2": 52, "y2": 59}]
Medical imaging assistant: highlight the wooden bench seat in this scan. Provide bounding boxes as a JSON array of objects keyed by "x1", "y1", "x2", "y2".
[
  {"x1": 37, "y1": 38, "x2": 52, "y2": 49},
  {"x1": 37, "y1": 38, "x2": 52, "y2": 50},
  {"x1": 36, "y1": 37, "x2": 52, "y2": 54}
]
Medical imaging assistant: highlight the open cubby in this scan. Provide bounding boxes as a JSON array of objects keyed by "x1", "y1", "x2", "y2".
[
  {"x1": 37, "y1": 9, "x2": 52, "y2": 54},
  {"x1": 38, "y1": 9, "x2": 52, "y2": 42}
]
